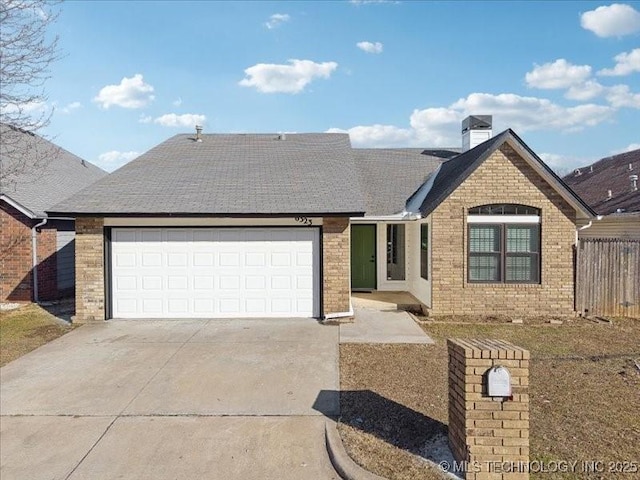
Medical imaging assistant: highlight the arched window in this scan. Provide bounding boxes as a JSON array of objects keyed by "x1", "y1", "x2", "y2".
[{"x1": 467, "y1": 204, "x2": 540, "y2": 284}]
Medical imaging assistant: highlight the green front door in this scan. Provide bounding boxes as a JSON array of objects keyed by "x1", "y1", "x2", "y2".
[{"x1": 351, "y1": 224, "x2": 376, "y2": 290}]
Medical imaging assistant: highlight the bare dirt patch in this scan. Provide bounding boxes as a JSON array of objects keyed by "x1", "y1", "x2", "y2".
[
  {"x1": 0, "y1": 304, "x2": 75, "y2": 367},
  {"x1": 339, "y1": 317, "x2": 640, "y2": 480}
]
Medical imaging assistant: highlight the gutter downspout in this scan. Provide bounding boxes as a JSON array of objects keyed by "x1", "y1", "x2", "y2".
[
  {"x1": 323, "y1": 301, "x2": 354, "y2": 320},
  {"x1": 31, "y1": 218, "x2": 48, "y2": 303},
  {"x1": 575, "y1": 215, "x2": 603, "y2": 245}
]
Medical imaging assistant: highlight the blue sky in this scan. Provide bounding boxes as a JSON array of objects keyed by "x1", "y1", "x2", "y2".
[{"x1": 40, "y1": 0, "x2": 640, "y2": 173}]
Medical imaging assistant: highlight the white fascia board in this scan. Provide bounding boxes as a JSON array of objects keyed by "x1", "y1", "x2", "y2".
[
  {"x1": 468, "y1": 215, "x2": 540, "y2": 224},
  {"x1": 505, "y1": 138, "x2": 593, "y2": 220},
  {"x1": 350, "y1": 214, "x2": 407, "y2": 222},
  {"x1": 0, "y1": 194, "x2": 37, "y2": 219}
]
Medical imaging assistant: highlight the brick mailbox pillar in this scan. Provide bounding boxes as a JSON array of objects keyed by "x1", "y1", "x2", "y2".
[{"x1": 448, "y1": 339, "x2": 530, "y2": 480}]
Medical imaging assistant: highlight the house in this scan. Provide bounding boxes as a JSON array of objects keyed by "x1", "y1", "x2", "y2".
[
  {"x1": 563, "y1": 148, "x2": 640, "y2": 240},
  {"x1": 0, "y1": 125, "x2": 107, "y2": 302},
  {"x1": 48, "y1": 117, "x2": 594, "y2": 322}
]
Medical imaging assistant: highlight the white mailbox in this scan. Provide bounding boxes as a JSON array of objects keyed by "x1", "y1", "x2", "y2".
[{"x1": 487, "y1": 365, "x2": 511, "y2": 397}]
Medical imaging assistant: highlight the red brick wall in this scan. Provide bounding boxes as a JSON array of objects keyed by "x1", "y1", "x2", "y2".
[
  {"x1": 36, "y1": 225, "x2": 58, "y2": 301},
  {"x1": 1, "y1": 203, "x2": 34, "y2": 301},
  {"x1": 1, "y1": 202, "x2": 62, "y2": 302}
]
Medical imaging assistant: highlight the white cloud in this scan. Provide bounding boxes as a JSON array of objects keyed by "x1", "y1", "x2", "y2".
[
  {"x1": 327, "y1": 124, "x2": 413, "y2": 147},
  {"x1": 580, "y1": 3, "x2": 640, "y2": 37},
  {"x1": 525, "y1": 59, "x2": 592, "y2": 89},
  {"x1": 598, "y1": 48, "x2": 640, "y2": 76},
  {"x1": 93, "y1": 74, "x2": 155, "y2": 109},
  {"x1": 450, "y1": 93, "x2": 614, "y2": 132},
  {"x1": 59, "y1": 101, "x2": 82, "y2": 114},
  {"x1": 605, "y1": 84, "x2": 640, "y2": 108},
  {"x1": 565, "y1": 80, "x2": 606, "y2": 101},
  {"x1": 172, "y1": 97, "x2": 183, "y2": 107},
  {"x1": 239, "y1": 59, "x2": 338, "y2": 94},
  {"x1": 97, "y1": 150, "x2": 140, "y2": 171},
  {"x1": 139, "y1": 113, "x2": 206, "y2": 127},
  {"x1": 1, "y1": 100, "x2": 49, "y2": 116},
  {"x1": 328, "y1": 92, "x2": 615, "y2": 148},
  {"x1": 356, "y1": 41, "x2": 383, "y2": 54},
  {"x1": 265, "y1": 13, "x2": 290, "y2": 29},
  {"x1": 612, "y1": 142, "x2": 640, "y2": 154}
]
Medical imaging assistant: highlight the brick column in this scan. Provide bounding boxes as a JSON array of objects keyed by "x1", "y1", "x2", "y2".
[
  {"x1": 322, "y1": 217, "x2": 351, "y2": 316},
  {"x1": 75, "y1": 217, "x2": 105, "y2": 323},
  {"x1": 448, "y1": 339, "x2": 530, "y2": 480}
]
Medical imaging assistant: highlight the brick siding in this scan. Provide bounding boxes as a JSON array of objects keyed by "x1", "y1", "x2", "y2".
[
  {"x1": 0, "y1": 203, "x2": 70, "y2": 302},
  {"x1": 448, "y1": 338, "x2": 530, "y2": 480},
  {"x1": 1, "y1": 203, "x2": 33, "y2": 301},
  {"x1": 322, "y1": 217, "x2": 351, "y2": 315},
  {"x1": 75, "y1": 217, "x2": 105, "y2": 322},
  {"x1": 430, "y1": 144, "x2": 576, "y2": 316}
]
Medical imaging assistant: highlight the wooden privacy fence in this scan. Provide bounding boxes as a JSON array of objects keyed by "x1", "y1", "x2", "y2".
[{"x1": 576, "y1": 238, "x2": 640, "y2": 318}]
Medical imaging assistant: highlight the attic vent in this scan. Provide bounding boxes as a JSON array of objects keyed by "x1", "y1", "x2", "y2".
[
  {"x1": 277, "y1": 133, "x2": 286, "y2": 141},
  {"x1": 631, "y1": 174, "x2": 638, "y2": 191},
  {"x1": 195, "y1": 125, "x2": 203, "y2": 142}
]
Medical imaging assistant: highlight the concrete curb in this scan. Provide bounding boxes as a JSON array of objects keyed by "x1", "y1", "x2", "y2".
[{"x1": 324, "y1": 420, "x2": 387, "y2": 480}]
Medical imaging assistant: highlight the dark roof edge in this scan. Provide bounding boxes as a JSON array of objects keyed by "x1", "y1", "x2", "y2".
[
  {"x1": 420, "y1": 129, "x2": 596, "y2": 218},
  {"x1": 420, "y1": 130, "x2": 511, "y2": 216},
  {"x1": 506, "y1": 129, "x2": 596, "y2": 217}
]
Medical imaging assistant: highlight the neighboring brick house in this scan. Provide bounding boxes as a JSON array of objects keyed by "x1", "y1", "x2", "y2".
[
  {"x1": 49, "y1": 117, "x2": 594, "y2": 322},
  {"x1": 0, "y1": 125, "x2": 106, "y2": 302},
  {"x1": 563, "y1": 148, "x2": 640, "y2": 240}
]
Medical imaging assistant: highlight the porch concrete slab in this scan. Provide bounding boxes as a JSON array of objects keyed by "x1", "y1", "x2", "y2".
[
  {"x1": 0, "y1": 341, "x2": 181, "y2": 416},
  {"x1": 124, "y1": 339, "x2": 339, "y2": 416},
  {"x1": 68, "y1": 416, "x2": 338, "y2": 480},
  {"x1": 352, "y1": 291, "x2": 422, "y2": 311},
  {"x1": 0, "y1": 415, "x2": 115, "y2": 480},
  {"x1": 340, "y1": 309, "x2": 433, "y2": 344}
]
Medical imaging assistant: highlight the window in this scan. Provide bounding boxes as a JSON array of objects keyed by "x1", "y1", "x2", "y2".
[
  {"x1": 467, "y1": 205, "x2": 540, "y2": 284},
  {"x1": 420, "y1": 224, "x2": 429, "y2": 280},
  {"x1": 386, "y1": 224, "x2": 405, "y2": 280}
]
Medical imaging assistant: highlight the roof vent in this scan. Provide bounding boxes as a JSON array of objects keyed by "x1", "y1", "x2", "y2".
[
  {"x1": 574, "y1": 168, "x2": 582, "y2": 176},
  {"x1": 461, "y1": 115, "x2": 492, "y2": 151},
  {"x1": 629, "y1": 163, "x2": 634, "y2": 171},
  {"x1": 631, "y1": 174, "x2": 638, "y2": 191},
  {"x1": 277, "y1": 133, "x2": 286, "y2": 141},
  {"x1": 589, "y1": 166, "x2": 593, "y2": 173},
  {"x1": 606, "y1": 189, "x2": 613, "y2": 200},
  {"x1": 195, "y1": 125, "x2": 203, "y2": 142}
]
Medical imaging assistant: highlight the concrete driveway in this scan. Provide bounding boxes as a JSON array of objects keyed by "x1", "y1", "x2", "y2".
[{"x1": 0, "y1": 319, "x2": 340, "y2": 480}]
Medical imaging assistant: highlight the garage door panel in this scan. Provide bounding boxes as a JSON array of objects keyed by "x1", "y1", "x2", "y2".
[{"x1": 111, "y1": 227, "x2": 319, "y2": 319}]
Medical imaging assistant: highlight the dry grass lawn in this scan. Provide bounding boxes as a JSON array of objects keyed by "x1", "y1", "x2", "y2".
[
  {"x1": 339, "y1": 316, "x2": 640, "y2": 480},
  {"x1": 0, "y1": 304, "x2": 75, "y2": 367}
]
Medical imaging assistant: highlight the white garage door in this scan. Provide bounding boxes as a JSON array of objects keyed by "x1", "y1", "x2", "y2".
[{"x1": 110, "y1": 228, "x2": 320, "y2": 319}]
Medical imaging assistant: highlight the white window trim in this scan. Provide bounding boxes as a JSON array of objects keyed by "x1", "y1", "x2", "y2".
[{"x1": 467, "y1": 215, "x2": 540, "y2": 224}]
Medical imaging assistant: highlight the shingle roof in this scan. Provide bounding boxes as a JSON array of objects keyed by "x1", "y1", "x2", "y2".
[
  {"x1": 563, "y1": 148, "x2": 640, "y2": 214},
  {"x1": 419, "y1": 129, "x2": 595, "y2": 217},
  {"x1": 49, "y1": 133, "x2": 367, "y2": 216},
  {"x1": 352, "y1": 148, "x2": 442, "y2": 215},
  {"x1": 1, "y1": 125, "x2": 106, "y2": 217},
  {"x1": 418, "y1": 131, "x2": 511, "y2": 215}
]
